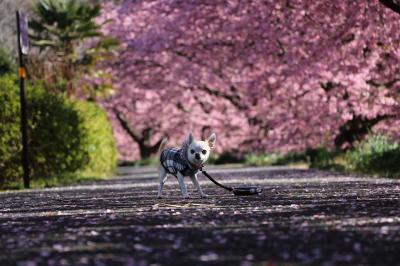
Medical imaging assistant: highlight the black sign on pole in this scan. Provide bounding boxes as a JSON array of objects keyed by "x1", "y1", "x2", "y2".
[
  {"x1": 16, "y1": 10, "x2": 30, "y2": 189},
  {"x1": 19, "y1": 11, "x2": 29, "y2": 55}
]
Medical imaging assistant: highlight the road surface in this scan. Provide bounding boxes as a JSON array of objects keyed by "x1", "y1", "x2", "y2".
[{"x1": 1, "y1": 166, "x2": 400, "y2": 265}]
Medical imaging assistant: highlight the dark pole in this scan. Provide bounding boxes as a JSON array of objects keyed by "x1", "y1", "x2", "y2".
[{"x1": 16, "y1": 10, "x2": 30, "y2": 189}]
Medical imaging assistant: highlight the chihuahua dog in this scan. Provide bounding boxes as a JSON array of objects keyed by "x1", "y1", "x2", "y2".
[{"x1": 156, "y1": 133, "x2": 216, "y2": 199}]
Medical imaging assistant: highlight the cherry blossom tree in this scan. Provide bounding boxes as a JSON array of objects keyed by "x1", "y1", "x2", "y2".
[{"x1": 99, "y1": 0, "x2": 400, "y2": 161}]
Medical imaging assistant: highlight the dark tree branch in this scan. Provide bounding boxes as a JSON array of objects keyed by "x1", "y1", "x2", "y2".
[
  {"x1": 176, "y1": 102, "x2": 190, "y2": 113},
  {"x1": 113, "y1": 108, "x2": 167, "y2": 159},
  {"x1": 380, "y1": 0, "x2": 400, "y2": 15},
  {"x1": 147, "y1": 138, "x2": 165, "y2": 156},
  {"x1": 193, "y1": 95, "x2": 212, "y2": 114},
  {"x1": 277, "y1": 39, "x2": 285, "y2": 57},
  {"x1": 334, "y1": 114, "x2": 397, "y2": 149},
  {"x1": 113, "y1": 108, "x2": 142, "y2": 142},
  {"x1": 174, "y1": 50, "x2": 194, "y2": 61},
  {"x1": 366, "y1": 78, "x2": 400, "y2": 88},
  {"x1": 194, "y1": 85, "x2": 269, "y2": 129},
  {"x1": 198, "y1": 85, "x2": 247, "y2": 110}
]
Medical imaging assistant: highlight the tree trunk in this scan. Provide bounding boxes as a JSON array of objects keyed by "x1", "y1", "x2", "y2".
[
  {"x1": 334, "y1": 115, "x2": 395, "y2": 149},
  {"x1": 113, "y1": 108, "x2": 165, "y2": 159}
]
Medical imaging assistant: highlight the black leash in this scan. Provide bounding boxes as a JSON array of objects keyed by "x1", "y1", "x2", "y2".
[
  {"x1": 200, "y1": 168, "x2": 233, "y2": 192},
  {"x1": 160, "y1": 159, "x2": 233, "y2": 192}
]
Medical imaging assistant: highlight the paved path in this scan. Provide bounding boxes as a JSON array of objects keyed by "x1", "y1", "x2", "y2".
[{"x1": 1, "y1": 166, "x2": 400, "y2": 265}]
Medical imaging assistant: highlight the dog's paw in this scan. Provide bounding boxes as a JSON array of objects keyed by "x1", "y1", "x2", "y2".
[
  {"x1": 181, "y1": 194, "x2": 190, "y2": 199},
  {"x1": 157, "y1": 194, "x2": 163, "y2": 199},
  {"x1": 200, "y1": 193, "x2": 209, "y2": 198}
]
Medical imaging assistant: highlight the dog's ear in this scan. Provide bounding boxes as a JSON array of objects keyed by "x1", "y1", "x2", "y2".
[
  {"x1": 187, "y1": 132, "x2": 194, "y2": 144},
  {"x1": 207, "y1": 133, "x2": 216, "y2": 149}
]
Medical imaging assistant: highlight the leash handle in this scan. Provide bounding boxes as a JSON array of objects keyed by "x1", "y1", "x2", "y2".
[{"x1": 201, "y1": 169, "x2": 233, "y2": 192}]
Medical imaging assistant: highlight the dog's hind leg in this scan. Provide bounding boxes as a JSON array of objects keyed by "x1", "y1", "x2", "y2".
[{"x1": 157, "y1": 167, "x2": 168, "y2": 198}]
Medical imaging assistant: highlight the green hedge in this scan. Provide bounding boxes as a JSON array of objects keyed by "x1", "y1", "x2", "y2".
[
  {"x1": 0, "y1": 75, "x2": 117, "y2": 187},
  {"x1": 0, "y1": 75, "x2": 22, "y2": 182}
]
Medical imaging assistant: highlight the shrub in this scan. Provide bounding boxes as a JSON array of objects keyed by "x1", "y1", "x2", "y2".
[
  {"x1": 213, "y1": 151, "x2": 244, "y2": 165},
  {"x1": 277, "y1": 152, "x2": 308, "y2": 165},
  {"x1": 346, "y1": 134, "x2": 400, "y2": 177},
  {"x1": 27, "y1": 85, "x2": 87, "y2": 179},
  {"x1": 0, "y1": 75, "x2": 22, "y2": 183},
  {"x1": 0, "y1": 46, "x2": 15, "y2": 75},
  {"x1": 0, "y1": 75, "x2": 117, "y2": 187},
  {"x1": 73, "y1": 101, "x2": 117, "y2": 177},
  {"x1": 306, "y1": 147, "x2": 336, "y2": 169}
]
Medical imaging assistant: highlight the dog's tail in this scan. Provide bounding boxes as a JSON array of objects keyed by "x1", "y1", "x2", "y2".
[{"x1": 157, "y1": 137, "x2": 168, "y2": 157}]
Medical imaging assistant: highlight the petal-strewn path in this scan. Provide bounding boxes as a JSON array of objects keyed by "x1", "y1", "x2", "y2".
[{"x1": 1, "y1": 166, "x2": 400, "y2": 265}]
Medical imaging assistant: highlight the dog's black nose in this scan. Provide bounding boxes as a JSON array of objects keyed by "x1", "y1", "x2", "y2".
[{"x1": 195, "y1": 153, "x2": 200, "y2": 160}]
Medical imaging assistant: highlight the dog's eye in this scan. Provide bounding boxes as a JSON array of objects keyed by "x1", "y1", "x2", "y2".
[
  {"x1": 202, "y1": 150, "x2": 207, "y2": 155},
  {"x1": 190, "y1": 149, "x2": 195, "y2": 154}
]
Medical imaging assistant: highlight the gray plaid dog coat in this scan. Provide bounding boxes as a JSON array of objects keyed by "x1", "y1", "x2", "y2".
[{"x1": 160, "y1": 140, "x2": 200, "y2": 177}]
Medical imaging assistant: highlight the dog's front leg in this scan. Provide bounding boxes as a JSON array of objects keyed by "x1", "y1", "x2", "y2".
[
  {"x1": 176, "y1": 172, "x2": 189, "y2": 199},
  {"x1": 190, "y1": 174, "x2": 208, "y2": 198}
]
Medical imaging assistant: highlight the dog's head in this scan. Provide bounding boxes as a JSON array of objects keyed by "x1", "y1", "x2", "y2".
[{"x1": 185, "y1": 133, "x2": 216, "y2": 167}]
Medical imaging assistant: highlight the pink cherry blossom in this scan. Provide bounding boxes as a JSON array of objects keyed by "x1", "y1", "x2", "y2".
[{"x1": 97, "y1": 0, "x2": 400, "y2": 161}]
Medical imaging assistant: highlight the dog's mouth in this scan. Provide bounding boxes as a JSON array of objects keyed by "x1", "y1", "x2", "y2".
[{"x1": 190, "y1": 159, "x2": 204, "y2": 168}]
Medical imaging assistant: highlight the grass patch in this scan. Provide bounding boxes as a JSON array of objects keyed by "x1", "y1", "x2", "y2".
[
  {"x1": 1, "y1": 173, "x2": 110, "y2": 191},
  {"x1": 245, "y1": 152, "x2": 308, "y2": 167}
]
